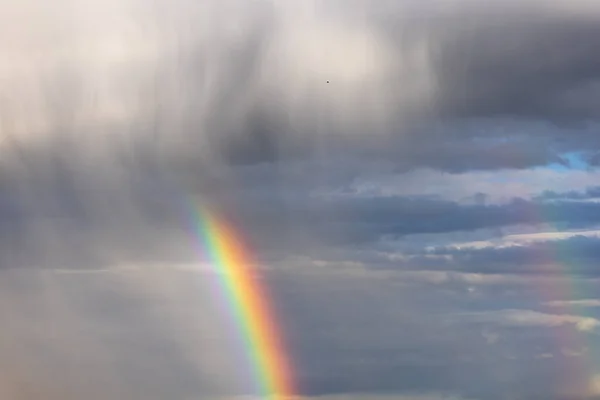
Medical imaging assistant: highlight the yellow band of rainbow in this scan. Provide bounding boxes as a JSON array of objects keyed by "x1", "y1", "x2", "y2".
[{"x1": 191, "y1": 203, "x2": 295, "y2": 399}]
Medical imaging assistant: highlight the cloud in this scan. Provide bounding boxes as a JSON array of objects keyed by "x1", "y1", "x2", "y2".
[
  {"x1": 289, "y1": 394, "x2": 477, "y2": 400},
  {"x1": 2, "y1": 0, "x2": 600, "y2": 270},
  {"x1": 286, "y1": 196, "x2": 600, "y2": 256},
  {"x1": 432, "y1": 7, "x2": 600, "y2": 121},
  {"x1": 2, "y1": 0, "x2": 600, "y2": 168},
  {"x1": 456, "y1": 309, "x2": 600, "y2": 331},
  {"x1": 0, "y1": 260, "x2": 597, "y2": 400},
  {"x1": 0, "y1": 267, "x2": 287, "y2": 399},
  {"x1": 2, "y1": 2, "x2": 600, "y2": 399},
  {"x1": 537, "y1": 187, "x2": 600, "y2": 201},
  {"x1": 545, "y1": 299, "x2": 600, "y2": 307},
  {"x1": 443, "y1": 230, "x2": 600, "y2": 251},
  {"x1": 406, "y1": 235, "x2": 600, "y2": 275},
  {"x1": 7, "y1": 181, "x2": 600, "y2": 269},
  {"x1": 344, "y1": 169, "x2": 600, "y2": 204}
]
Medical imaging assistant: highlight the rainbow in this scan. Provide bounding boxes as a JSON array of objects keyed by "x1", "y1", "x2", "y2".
[
  {"x1": 189, "y1": 202, "x2": 295, "y2": 399},
  {"x1": 526, "y1": 199, "x2": 598, "y2": 393}
]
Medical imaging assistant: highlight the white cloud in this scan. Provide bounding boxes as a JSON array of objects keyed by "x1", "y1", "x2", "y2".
[
  {"x1": 444, "y1": 229, "x2": 600, "y2": 251},
  {"x1": 481, "y1": 329, "x2": 500, "y2": 344},
  {"x1": 561, "y1": 347, "x2": 587, "y2": 357},
  {"x1": 458, "y1": 309, "x2": 600, "y2": 332},
  {"x1": 545, "y1": 299, "x2": 600, "y2": 307}
]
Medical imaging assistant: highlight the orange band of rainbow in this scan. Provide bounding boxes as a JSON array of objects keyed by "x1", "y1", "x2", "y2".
[{"x1": 191, "y1": 203, "x2": 295, "y2": 399}]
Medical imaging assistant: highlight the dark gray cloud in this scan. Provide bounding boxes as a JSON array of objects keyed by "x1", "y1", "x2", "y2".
[
  {"x1": 431, "y1": 6, "x2": 600, "y2": 122},
  {"x1": 3, "y1": 0, "x2": 600, "y2": 174},
  {"x1": 8, "y1": 266, "x2": 596, "y2": 400},
  {"x1": 266, "y1": 267, "x2": 600, "y2": 400},
  {"x1": 252, "y1": 195, "x2": 600, "y2": 256},
  {"x1": 167, "y1": 2, "x2": 600, "y2": 169},
  {"x1": 3, "y1": 147, "x2": 600, "y2": 268},
  {"x1": 187, "y1": 1, "x2": 600, "y2": 166},
  {"x1": 537, "y1": 187, "x2": 600, "y2": 200}
]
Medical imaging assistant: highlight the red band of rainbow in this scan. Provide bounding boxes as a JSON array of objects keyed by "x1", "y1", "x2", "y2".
[{"x1": 191, "y1": 203, "x2": 295, "y2": 399}]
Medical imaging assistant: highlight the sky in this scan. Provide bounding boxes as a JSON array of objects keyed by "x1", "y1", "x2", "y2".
[{"x1": 2, "y1": 0, "x2": 600, "y2": 399}]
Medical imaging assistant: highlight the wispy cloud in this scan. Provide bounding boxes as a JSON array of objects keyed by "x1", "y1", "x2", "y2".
[
  {"x1": 544, "y1": 299, "x2": 600, "y2": 307},
  {"x1": 456, "y1": 309, "x2": 600, "y2": 332}
]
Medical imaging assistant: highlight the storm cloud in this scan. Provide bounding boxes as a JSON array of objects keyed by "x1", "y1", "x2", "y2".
[{"x1": 2, "y1": 0, "x2": 600, "y2": 399}]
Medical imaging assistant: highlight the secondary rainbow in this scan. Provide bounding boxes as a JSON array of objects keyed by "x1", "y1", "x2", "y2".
[{"x1": 189, "y1": 202, "x2": 295, "y2": 399}]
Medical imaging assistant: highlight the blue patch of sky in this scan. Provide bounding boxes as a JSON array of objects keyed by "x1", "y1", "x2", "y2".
[{"x1": 547, "y1": 151, "x2": 588, "y2": 172}]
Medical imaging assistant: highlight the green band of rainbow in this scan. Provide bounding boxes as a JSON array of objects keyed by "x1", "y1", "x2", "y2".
[{"x1": 190, "y1": 203, "x2": 295, "y2": 399}]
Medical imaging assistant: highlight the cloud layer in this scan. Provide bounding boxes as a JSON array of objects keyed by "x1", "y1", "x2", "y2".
[{"x1": 2, "y1": 0, "x2": 600, "y2": 399}]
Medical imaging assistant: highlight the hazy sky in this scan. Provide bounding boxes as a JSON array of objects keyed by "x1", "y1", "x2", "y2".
[{"x1": 2, "y1": 0, "x2": 600, "y2": 399}]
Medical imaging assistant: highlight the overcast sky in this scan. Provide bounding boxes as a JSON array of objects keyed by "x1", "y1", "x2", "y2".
[{"x1": 2, "y1": 0, "x2": 600, "y2": 399}]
